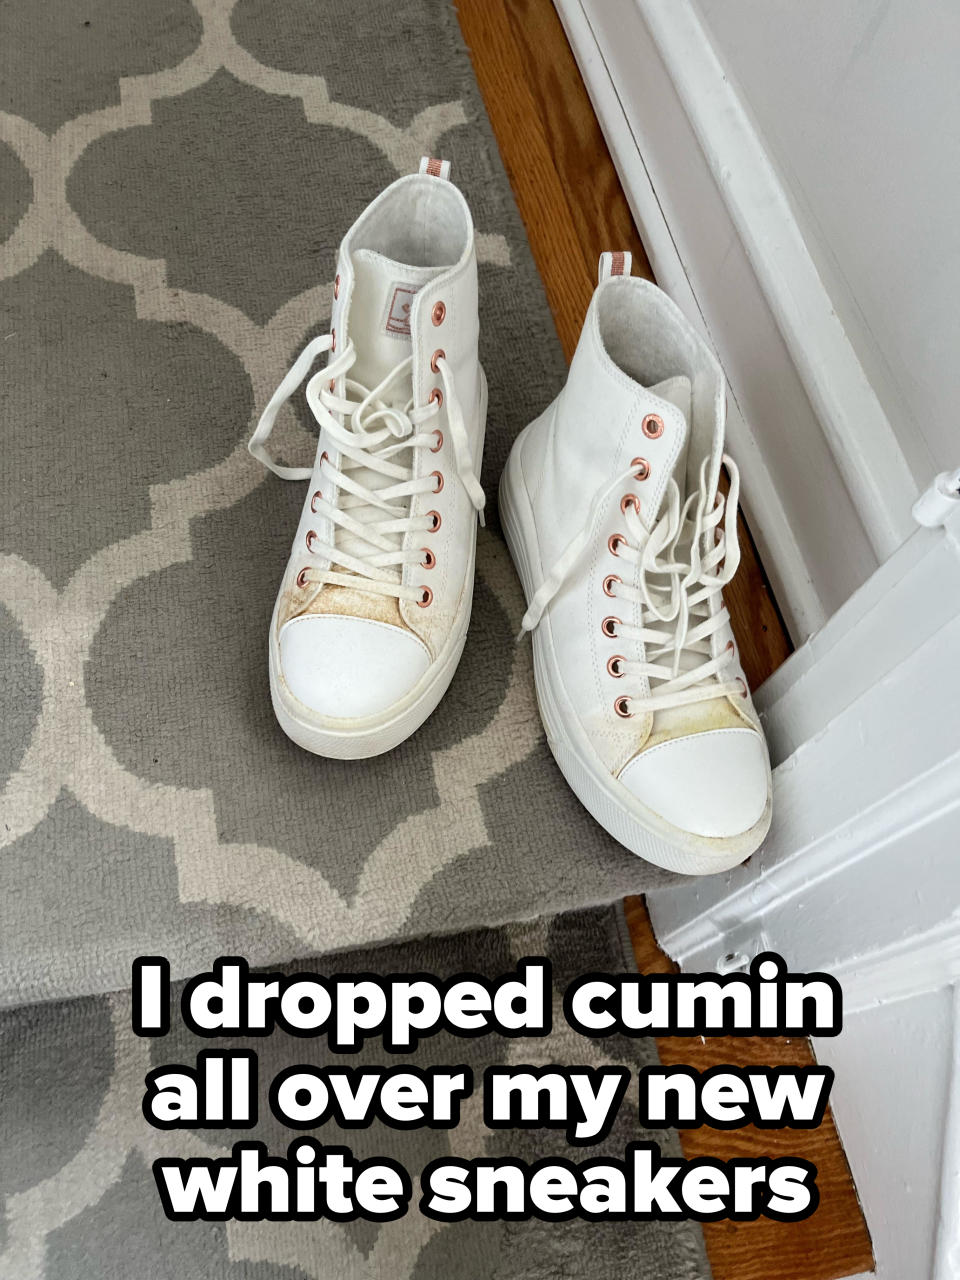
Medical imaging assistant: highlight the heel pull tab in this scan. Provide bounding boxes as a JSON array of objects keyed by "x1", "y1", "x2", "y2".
[
  {"x1": 419, "y1": 156, "x2": 451, "y2": 181},
  {"x1": 598, "y1": 251, "x2": 632, "y2": 283}
]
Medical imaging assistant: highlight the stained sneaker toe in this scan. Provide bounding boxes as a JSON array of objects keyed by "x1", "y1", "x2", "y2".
[
  {"x1": 278, "y1": 615, "x2": 431, "y2": 721},
  {"x1": 618, "y1": 727, "x2": 769, "y2": 840}
]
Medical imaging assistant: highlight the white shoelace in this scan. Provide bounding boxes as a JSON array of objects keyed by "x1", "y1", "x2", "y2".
[
  {"x1": 520, "y1": 454, "x2": 744, "y2": 714},
  {"x1": 249, "y1": 333, "x2": 485, "y2": 606}
]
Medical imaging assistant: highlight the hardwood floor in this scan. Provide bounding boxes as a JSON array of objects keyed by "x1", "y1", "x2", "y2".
[{"x1": 455, "y1": 0, "x2": 874, "y2": 1275}]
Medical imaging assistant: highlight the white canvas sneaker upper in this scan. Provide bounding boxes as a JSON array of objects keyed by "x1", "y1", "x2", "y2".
[
  {"x1": 507, "y1": 254, "x2": 771, "y2": 856},
  {"x1": 249, "y1": 159, "x2": 486, "y2": 754}
]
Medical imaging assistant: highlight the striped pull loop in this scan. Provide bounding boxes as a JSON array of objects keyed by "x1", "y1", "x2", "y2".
[
  {"x1": 418, "y1": 156, "x2": 451, "y2": 180},
  {"x1": 598, "y1": 251, "x2": 632, "y2": 282}
]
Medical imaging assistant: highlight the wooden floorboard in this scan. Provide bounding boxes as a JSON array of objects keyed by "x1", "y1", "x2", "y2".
[{"x1": 456, "y1": 0, "x2": 873, "y2": 1276}]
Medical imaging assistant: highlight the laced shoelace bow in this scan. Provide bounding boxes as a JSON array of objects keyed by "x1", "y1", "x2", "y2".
[
  {"x1": 248, "y1": 333, "x2": 485, "y2": 607},
  {"x1": 519, "y1": 454, "x2": 745, "y2": 715}
]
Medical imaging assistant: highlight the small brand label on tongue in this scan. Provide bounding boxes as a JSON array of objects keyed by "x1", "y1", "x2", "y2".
[{"x1": 384, "y1": 283, "x2": 420, "y2": 338}]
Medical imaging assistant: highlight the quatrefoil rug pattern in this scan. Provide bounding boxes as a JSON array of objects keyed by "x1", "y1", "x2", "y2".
[{"x1": 0, "y1": 0, "x2": 683, "y2": 1009}]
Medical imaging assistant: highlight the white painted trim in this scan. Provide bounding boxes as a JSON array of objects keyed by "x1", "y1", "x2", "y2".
[
  {"x1": 635, "y1": 0, "x2": 917, "y2": 561},
  {"x1": 753, "y1": 516, "x2": 960, "y2": 758},
  {"x1": 553, "y1": 0, "x2": 823, "y2": 639},
  {"x1": 815, "y1": 986, "x2": 953, "y2": 1280},
  {"x1": 934, "y1": 987, "x2": 960, "y2": 1280},
  {"x1": 831, "y1": 918, "x2": 960, "y2": 1018}
]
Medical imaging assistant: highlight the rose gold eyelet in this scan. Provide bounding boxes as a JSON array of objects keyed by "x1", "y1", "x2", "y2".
[
  {"x1": 417, "y1": 586, "x2": 433, "y2": 607},
  {"x1": 421, "y1": 548, "x2": 436, "y2": 569},
  {"x1": 334, "y1": 273, "x2": 340, "y2": 299},
  {"x1": 328, "y1": 379, "x2": 335, "y2": 392},
  {"x1": 432, "y1": 301, "x2": 446, "y2": 326},
  {"x1": 607, "y1": 655, "x2": 626, "y2": 678},
  {"x1": 608, "y1": 534, "x2": 624, "y2": 556},
  {"x1": 296, "y1": 568, "x2": 310, "y2": 588},
  {"x1": 306, "y1": 529, "x2": 319, "y2": 552},
  {"x1": 320, "y1": 450, "x2": 329, "y2": 465},
  {"x1": 602, "y1": 574, "x2": 621, "y2": 597},
  {"x1": 620, "y1": 494, "x2": 640, "y2": 515},
  {"x1": 736, "y1": 676, "x2": 748, "y2": 698},
  {"x1": 427, "y1": 510, "x2": 441, "y2": 531},
  {"x1": 310, "y1": 490, "x2": 322, "y2": 512},
  {"x1": 601, "y1": 616, "x2": 620, "y2": 638},
  {"x1": 614, "y1": 696, "x2": 633, "y2": 718},
  {"x1": 429, "y1": 387, "x2": 443, "y2": 409},
  {"x1": 641, "y1": 413, "x2": 664, "y2": 439},
  {"x1": 430, "y1": 429, "x2": 443, "y2": 453},
  {"x1": 331, "y1": 328, "x2": 336, "y2": 352},
  {"x1": 631, "y1": 457, "x2": 651, "y2": 481},
  {"x1": 726, "y1": 640, "x2": 735, "y2": 653},
  {"x1": 430, "y1": 348, "x2": 445, "y2": 374},
  {"x1": 431, "y1": 470, "x2": 444, "y2": 493}
]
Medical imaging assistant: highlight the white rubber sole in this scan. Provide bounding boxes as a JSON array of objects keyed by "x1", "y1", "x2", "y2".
[
  {"x1": 268, "y1": 373, "x2": 487, "y2": 760},
  {"x1": 498, "y1": 431, "x2": 772, "y2": 876}
]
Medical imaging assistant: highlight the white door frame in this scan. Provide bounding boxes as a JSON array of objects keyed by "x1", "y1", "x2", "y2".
[{"x1": 554, "y1": 2, "x2": 960, "y2": 1275}]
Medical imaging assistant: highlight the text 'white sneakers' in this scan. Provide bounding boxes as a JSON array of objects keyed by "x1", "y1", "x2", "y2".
[
  {"x1": 250, "y1": 158, "x2": 486, "y2": 758},
  {"x1": 499, "y1": 252, "x2": 772, "y2": 874}
]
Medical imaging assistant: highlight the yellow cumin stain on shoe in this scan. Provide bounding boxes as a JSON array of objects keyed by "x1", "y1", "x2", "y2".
[
  {"x1": 639, "y1": 697, "x2": 753, "y2": 754},
  {"x1": 279, "y1": 583, "x2": 407, "y2": 631}
]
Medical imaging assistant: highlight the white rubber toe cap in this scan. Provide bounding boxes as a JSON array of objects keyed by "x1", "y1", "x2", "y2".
[
  {"x1": 278, "y1": 615, "x2": 431, "y2": 721},
  {"x1": 618, "y1": 727, "x2": 769, "y2": 839}
]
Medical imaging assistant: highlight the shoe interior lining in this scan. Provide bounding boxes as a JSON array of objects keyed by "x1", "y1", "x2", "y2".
[{"x1": 348, "y1": 180, "x2": 468, "y2": 269}]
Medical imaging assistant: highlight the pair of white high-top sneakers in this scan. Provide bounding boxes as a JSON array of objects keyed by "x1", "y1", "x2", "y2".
[{"x1": 249, "y1": 162, "x2": 772, "y2": 875}]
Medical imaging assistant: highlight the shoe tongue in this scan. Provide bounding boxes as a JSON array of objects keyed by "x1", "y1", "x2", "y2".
[
  {"x1": 347, "y1": 249, "x2": 444, "y2": 389},
  {"x1": 639, "y1": 374, "x2": 744, "y2": 742},
  {"x1": 327, "y1": 251, "x2": 444, "y2": 605},
  {"x1": 647, "y1": 374, "x2": 691, "y2": 491}
]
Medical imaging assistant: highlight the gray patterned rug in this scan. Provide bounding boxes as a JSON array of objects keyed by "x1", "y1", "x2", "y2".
[
  {"x1": 0, "y1": 0, "x2": 682, "y2": 1012},
  {"x1": 0, "y1": 905, "x2": 710, "y2": 1280}
]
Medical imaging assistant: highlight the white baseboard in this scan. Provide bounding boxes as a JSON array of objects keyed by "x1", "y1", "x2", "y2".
[{"x1": 554, "y1": 0, "x2": 921, "y2": 640}]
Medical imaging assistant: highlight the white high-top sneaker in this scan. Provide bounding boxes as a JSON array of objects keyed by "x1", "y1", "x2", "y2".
[
  {"x1": 249, "y1": 158, "x2": 486, "y2": 758},
  {"x1": 499, "y1": 253, "x2": 772, "y2": 874}
]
